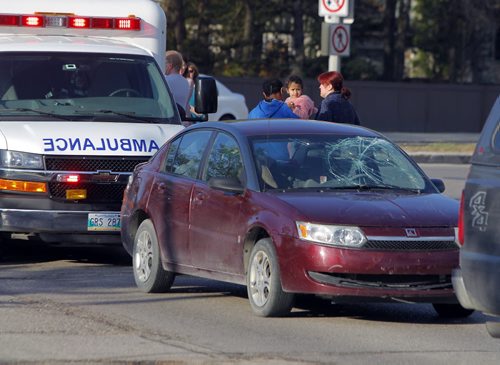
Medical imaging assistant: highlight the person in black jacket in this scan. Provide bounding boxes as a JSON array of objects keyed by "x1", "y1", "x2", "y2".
[{"x1": 315, "y1": 71, "x2": 360, "y2": 125}]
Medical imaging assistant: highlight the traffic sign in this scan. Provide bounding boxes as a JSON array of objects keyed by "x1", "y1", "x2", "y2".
[
  {"x1": 318, "y1": 0, "x2": 349, "y2": 17},
  {"x1": 329, "y1": 23, "x2": 350, "y2": 56}
]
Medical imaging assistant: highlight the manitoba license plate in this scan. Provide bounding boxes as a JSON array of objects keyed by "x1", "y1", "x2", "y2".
[{"x1": 87, "y1": 213, "x2": 121, "y2": 231}]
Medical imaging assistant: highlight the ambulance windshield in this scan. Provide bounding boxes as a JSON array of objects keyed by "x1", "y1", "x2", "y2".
[{"x1": 0, "y1": 52, "x2": 179, "y2": 124}]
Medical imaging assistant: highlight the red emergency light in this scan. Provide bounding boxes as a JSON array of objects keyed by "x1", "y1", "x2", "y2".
[
  {"x1": 57, "y1": 174, "x2": 81, "y2": 183},
  {"x1": 0, "y1": 13, "x2": 141, "y2": 31},
  {"x1": 21, "y1": 15, "x2": 44, "y2": 27},
  {"x1": 0, "y1": 15, "x2": 19, "y2": 26},
  {"x1": 68, "y1": 17, "x2": 90, "y2": 29}
]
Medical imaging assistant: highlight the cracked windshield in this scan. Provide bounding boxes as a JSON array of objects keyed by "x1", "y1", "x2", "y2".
[{"x1": 251, "y1": 135, "x2": 427, "y2": 191}]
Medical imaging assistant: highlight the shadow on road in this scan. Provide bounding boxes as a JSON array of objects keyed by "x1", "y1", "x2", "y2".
[{"x1": 0, "y1": 238, "x2": 131, "y2": 266}]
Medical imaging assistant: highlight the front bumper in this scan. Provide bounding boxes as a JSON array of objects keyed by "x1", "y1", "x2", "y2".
[
  {"x1": 0, "y1": 208, "x2": 121, "y2": 244},
  {"x1": 277, "y1": 235, "x2": 459, "y2": 301}
]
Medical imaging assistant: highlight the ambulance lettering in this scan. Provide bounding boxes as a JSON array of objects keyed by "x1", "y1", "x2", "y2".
[{"x1": 43, "y1": 138, "x2": 159, "y2": 153}]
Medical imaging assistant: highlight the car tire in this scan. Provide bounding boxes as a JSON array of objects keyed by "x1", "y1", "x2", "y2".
[
  {"x1": 432, "y1": 303, "x2": 474, "y2": 318},
  {"x1": 133, "y1": 219, "x2": 175, "y2": 293},
  {"x1": 247, "y1": 238, "x2": 294, "y2": 317},
  {"x1": 219, "y1": 114, "x2": 235, "y2": 121}
]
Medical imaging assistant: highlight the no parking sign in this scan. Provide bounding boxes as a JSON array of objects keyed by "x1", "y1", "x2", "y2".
[
  {"x1": 329, "y1": 23, "x2": 350, "y2": 56},
  {"x1": 318, "y1": 0, "x2": 349, "y2": 18}
]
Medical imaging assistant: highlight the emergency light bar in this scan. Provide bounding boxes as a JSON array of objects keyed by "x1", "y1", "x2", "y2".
[{"x1": 0, "y1": 14, "x2": 141, "y2": 30}]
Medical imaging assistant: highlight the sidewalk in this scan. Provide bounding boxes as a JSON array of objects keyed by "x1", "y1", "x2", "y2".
[{"x1": 382, "y1": 132, "x2": 480, "y2": 164}]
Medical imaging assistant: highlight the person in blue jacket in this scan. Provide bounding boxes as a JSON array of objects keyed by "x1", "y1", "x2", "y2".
[
  {"x1": 315, "y1": 71, "x2": 360, "y2": 125},
  {"x1": 248, "y1": 78, "x2": 299, "y2": 119}
]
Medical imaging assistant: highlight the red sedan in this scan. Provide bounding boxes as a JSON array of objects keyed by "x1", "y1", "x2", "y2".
[{"x1": 121, "y1": 119, "x2": 473, "y2": 317}]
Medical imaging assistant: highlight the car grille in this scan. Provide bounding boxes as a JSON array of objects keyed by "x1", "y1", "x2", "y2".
[
  {"x1": 364, "y1": 240, "x2": 457, "y2": 251},
  {"x1": 45, "y1": 156, "x2": 149, "y2": 172},
  {"x1": 45, "y1": 156, "x2": 149, "y2": 203}
]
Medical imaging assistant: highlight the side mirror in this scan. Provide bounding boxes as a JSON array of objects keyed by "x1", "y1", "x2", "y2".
[
  {"x1": 208, "y1": 176, "x2": 244, "y2": 194},
  {"x1": 194, "y1": 76, "x2": 218, "y2": 115},
  {"x1": 431, "y1": 178, "x2": 445, "y2": 193}
]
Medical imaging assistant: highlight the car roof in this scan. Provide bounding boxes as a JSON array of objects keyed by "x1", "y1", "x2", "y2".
[{"x1": 190, "y1": 119, "x2": 383, "y2": 139}]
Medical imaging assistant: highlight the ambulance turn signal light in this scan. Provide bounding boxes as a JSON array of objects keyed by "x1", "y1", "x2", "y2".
[{"x1": 0, "y1": 178, "x2": 47, "y2": 193}]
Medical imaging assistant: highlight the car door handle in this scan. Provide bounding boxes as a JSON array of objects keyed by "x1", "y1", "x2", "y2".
[
  {"x1": 156, "y1": 183, "x2": 167, "y2": 191},
  {"x1": 194, "y1": 191, "x2": 205, "y2": 202}
]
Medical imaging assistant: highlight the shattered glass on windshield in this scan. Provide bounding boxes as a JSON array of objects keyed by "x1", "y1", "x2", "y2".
[{"x1": 251, "y1": 135, "x2": 427, "y2": 192}]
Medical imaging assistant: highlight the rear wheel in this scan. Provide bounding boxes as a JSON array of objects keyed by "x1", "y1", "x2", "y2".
[
  {"x1": 133, "y1": 219, "x2": 175, "y2": 293},
  {"x1": 247, "y1": 238, "x2": 294, "y2": 317},
  {"x1": 486, "y1": 321, "x2": 500, "y2": 338},
  {"x1": 432, "y1": 303, "x2": 474, "y2": 318}
]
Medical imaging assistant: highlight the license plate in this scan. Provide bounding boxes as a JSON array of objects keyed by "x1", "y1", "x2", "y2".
[{"x1": 87, "y1": 213, "x2": 121, "y2": 231}]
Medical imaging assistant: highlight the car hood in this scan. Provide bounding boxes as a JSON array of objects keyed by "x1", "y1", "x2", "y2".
[{"x1": 274, "y1": 191, "x2": 458, "y2": 227}]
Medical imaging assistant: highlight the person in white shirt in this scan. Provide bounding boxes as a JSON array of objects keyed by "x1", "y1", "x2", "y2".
[{"x1": 164, "y1": 50, "x2": 190, "y2": 116}]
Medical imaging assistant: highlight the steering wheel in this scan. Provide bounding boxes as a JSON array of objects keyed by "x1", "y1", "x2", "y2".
[{"x1": 108, "y1": 88, "x2": 140, "y2": 97}]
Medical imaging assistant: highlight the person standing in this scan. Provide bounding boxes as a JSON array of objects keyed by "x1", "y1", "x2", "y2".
[
  {"x1": 316, "y1": 71, "x2": 360, "y2": 125},
  {"x1": 164, "y1": 50, "x2": 190, "y2": 116},
  {"x1": 248, "y1": 78, "x2": 299, "y2": 119},
  {"x1": 183, "y1": 62, "x2": 199, "y2": 113},
  {"x1": 284, "y1": 75, "x2": 317, "y2": 119}
]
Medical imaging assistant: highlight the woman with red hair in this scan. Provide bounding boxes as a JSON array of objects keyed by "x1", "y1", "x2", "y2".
[{"x1": 316, "y1": 71, "x2": 360, "y2": 125}]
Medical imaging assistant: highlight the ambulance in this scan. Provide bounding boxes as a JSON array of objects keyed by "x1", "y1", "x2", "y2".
[{"x1": 0, "y1": 0, "x2": 216, "y2": 245}]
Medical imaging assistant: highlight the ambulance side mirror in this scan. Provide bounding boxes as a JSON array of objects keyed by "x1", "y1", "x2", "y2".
[{"x1": 193, "y1": 76, "x2": 218, "y2": 118}]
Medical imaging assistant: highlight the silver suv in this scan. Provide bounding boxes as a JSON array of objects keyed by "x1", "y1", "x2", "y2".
[{"x1": 453, "y1": 95, "x2": 500, "y2": 338}]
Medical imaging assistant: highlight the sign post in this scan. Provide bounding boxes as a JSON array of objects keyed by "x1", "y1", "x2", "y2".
[{"x1": 318, "y1": 0, "x2": 354, "y2": 72}]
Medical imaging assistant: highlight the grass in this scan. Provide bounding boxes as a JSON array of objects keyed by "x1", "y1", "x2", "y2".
[{"x1": 399, "y1": 143, "x2": 476, "y2": 154}]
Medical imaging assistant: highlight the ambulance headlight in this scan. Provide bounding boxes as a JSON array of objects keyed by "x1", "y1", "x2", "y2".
[
  {"x1": 296, "y1": 221, "x2": 367, "y2": 248},
  {"x1": 0, "y1": 150, "x2": 43, "y2": 169}
]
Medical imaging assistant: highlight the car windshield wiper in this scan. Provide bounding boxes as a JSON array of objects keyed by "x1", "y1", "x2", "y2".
[
  {"x1": 314, "y1": 185, "x2": 422, "y2": 193},
  {"x1": 76, "y1": 109, "x2": 156, "y2": 123},
  {"x1": 7, "y1": 108, "x2": 72, "y2": 121}
]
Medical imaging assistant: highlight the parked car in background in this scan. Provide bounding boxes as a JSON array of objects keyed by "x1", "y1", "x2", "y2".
[
  {"x1": 453, "y1": 95, "x2": 500, "y2": 338},
  {"x1": 121, "y1": 119, "x2": 472, "y2": 317},
  {"x1": 207, "y1": 77, "x2": 248, "y2": 121}
]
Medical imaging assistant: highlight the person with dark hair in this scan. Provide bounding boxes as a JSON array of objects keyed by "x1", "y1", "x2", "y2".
[
  {"x1": 316, "y1": 71, "x2": 360, "y2": 125},
  {"x1": 248, "y1": 78, "x2": 298, "y2": 119},
  {"x1": 285, "y1": 75, "x2": 317, "y2": 119}
]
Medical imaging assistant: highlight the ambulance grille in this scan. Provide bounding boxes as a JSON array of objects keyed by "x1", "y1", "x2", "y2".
[
  {"x1": 45, "y1": 156, "x2": 150, "y2": 172},
  {"x1": 48, "y1": 182, "x2": 126, "y2": 203}
]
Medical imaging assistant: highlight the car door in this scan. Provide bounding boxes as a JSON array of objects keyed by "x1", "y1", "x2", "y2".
[
  {"x1": 189, "y1": 132, "x2": 246, "y2": 274},
  {"x1": 147, "y1": 130, "x2": 212, "y2": 267}
]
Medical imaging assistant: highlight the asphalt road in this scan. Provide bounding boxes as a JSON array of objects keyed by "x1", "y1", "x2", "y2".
[
  {"x1": 1, "y1": 240, "x2": 499, "y2": 364},
  {"x1": 1, "y1": 163, "x2": 498, "y2": 364}
]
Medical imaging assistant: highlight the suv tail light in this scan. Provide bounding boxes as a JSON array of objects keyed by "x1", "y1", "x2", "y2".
[{"x1": 458, "y1": 190, "x2": 465, "y2": 245}]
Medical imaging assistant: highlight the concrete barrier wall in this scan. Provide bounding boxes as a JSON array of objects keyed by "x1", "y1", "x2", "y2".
[{"x1": 217, "y1": 76, "x2": 500, "y2": 132}]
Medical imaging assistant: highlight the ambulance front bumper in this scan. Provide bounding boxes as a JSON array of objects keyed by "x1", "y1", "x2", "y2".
[{"x1": 0, "y1": 208, "x2": 122, "y2": 244}]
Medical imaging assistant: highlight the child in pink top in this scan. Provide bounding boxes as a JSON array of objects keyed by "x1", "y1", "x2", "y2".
[{"x1": 285, "y1": 75, "x2": 318, "y2": 119}]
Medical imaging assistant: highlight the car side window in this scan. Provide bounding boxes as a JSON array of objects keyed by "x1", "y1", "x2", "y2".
[
  {"x1": 163, "y1": 137, "x2": 181, "y2": 172},
  {"x1": 166, "y1": 130, "x2": 212, "y2": 179},
  {"x1": 204, "y1": 132, "x2": 244, "y2": 183}
]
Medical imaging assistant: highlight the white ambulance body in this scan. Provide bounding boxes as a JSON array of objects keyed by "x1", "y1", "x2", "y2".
[{"x1": 0, "y1": 0, "x2": 185, "y2": 244}]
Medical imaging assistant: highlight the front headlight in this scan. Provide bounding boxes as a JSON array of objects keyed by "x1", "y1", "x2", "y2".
[
  {"x1": 0, "y1": 150, "x2": 43, "y2": 169},
  {"x1": 296, "y1": 221, "x2": 367, "y2": 248}
]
